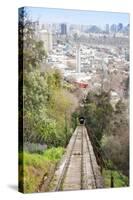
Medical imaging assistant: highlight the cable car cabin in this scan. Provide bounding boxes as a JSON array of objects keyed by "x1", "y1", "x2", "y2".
[{"x1": 79, "y1": 116, "x2": 85, "y2": 125}]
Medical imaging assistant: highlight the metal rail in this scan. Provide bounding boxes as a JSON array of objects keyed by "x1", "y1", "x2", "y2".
[
  {"x1": 80, "y1": 125, "x2": 84, "y2": 189},
  {"x1": 55, "y1": 125, "x2": 98, "y2": 191},
  {"x1": 84, "y1": 127, "x2": 97, "y2": 188},
  {"x1": 55, "y1": 127, "x2": 80, "y2": 191}
]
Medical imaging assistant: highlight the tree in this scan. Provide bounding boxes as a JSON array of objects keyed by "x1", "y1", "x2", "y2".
[
  {"x1": 19, "y1": 7, "x2": 47, "y2": 72},
  {"x1": 19, "y1": 8, "x2": 79, "y2": 148},
  {"x1": 102, "y1": 99, "x2": 129, "y2": 176},
  {"x1": 83, "y1": 92, "x2": 113, "y2": 142}
]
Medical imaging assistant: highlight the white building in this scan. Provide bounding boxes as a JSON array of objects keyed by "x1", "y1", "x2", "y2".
[
  {"x1": 76, "y1": 45, "x2": 81, "y2": 73},
  {"x1": 39, "y1": 30, "x2": 53, "y2": 53}
]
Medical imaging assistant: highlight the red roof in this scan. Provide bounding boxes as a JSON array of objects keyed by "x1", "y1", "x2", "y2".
[{"x1": 74, "y1": 81, "x2": 88, "y2": 88}]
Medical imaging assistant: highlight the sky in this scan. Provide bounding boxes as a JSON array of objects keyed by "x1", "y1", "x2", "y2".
[{"x1": 25, "y1": 7, "x2": 129, "y2": 27}]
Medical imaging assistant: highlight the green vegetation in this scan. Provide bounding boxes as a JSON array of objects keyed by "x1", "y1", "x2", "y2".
[
  {"x1": 103, "y1": 169, "x2": 129, "y2": 188},
  {"x1": 19, "y1": 9, "x2": 78, "y2": 193},
  {"x1": 19, "y1": 147, "x2": 64, "y2": 193},
  {"x1": 81, "y1": 91, "x2": 129, "y2": 186},
  {"x1": 19, "y1": 8, "x2": 129, "y2": 192},
  {"x1": 43, "y1": 147, "x2": 65, "y2": 161},
  {"x1": 82, "y1": 92, "x2": 113, "y2": 143},
  {"x1": 19, "y1": 8, "x2": 77, "y2": 148},
  {"x1": 23, "y1": 68, "x2": 77, "y2": 146}
]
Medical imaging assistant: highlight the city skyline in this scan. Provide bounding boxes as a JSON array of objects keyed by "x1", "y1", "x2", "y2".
[{"x1": 26, "y1": 7, "x2": 129, "y2": 28}]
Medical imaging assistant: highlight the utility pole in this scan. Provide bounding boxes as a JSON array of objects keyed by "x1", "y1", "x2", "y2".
[
  {"x1": 74, "y1": 32, "x2": 81, "y2": 74},
  {"x1": 111, "y1": 171, "x2": 114, "y2": 187},
  {"x1": 76, "y1": 44, "x2": 81, "y2": 73}
]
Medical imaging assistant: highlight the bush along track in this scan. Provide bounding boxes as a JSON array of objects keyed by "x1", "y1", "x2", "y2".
[{"x1": 19, "y1": 147, "x2": 65, "y2": 193}]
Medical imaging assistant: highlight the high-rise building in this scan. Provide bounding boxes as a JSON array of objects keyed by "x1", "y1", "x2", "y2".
[
  {"x1": 60, "y1": 23, "x2": 67, "y2": 35},
  {"x1": 106, "y1": 24, "x2": 109, "y2": 33},
  {"x1": 41, "y1": 24, "x2": 52, "y2": 32},
  {"x1": 117, "y1": 23, "x2": 123, "y2": 32},
  {"x1": 39, "y1": 30, "x2": 52, "y2": 53},
  {"x1": 32, "y1": 21, "x2": 40, "y2": 31},
  {"x1": 110, "y1": 24, "x2": 117, "y2": 33},
  {"x1": 124, "y1": 24, "x2": 129, "y2": 34}
]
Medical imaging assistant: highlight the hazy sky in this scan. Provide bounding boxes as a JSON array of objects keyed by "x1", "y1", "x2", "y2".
[{"x1": 25, "y1": 7, "x2": 129, "y2": 27}]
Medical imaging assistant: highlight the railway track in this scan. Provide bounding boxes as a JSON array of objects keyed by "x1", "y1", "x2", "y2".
[{"x1": 48, "y1": 125, "x2": 103, "y2": 191}]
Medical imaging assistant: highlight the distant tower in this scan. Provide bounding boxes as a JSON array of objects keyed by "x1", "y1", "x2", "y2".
[
  {"x1": 110, "y1": 24, "x2": 117, "y2": 33},
  {"x1": 76, "y1": 45, "x2": 81, "y2": 73},
  {"x1": 61, "y1": 23, "x2": 67, "y2": 35},
  {"x1": 117, "y1": 23, "x2": 123, "y2": 32},
  {"x1": 106, "y1": 24, "x2": 109, "y2": 34}
]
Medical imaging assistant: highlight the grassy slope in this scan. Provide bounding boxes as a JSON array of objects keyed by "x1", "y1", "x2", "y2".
[{"x1": 19, "y1": 147, "x2": 64, "y2": 193}]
